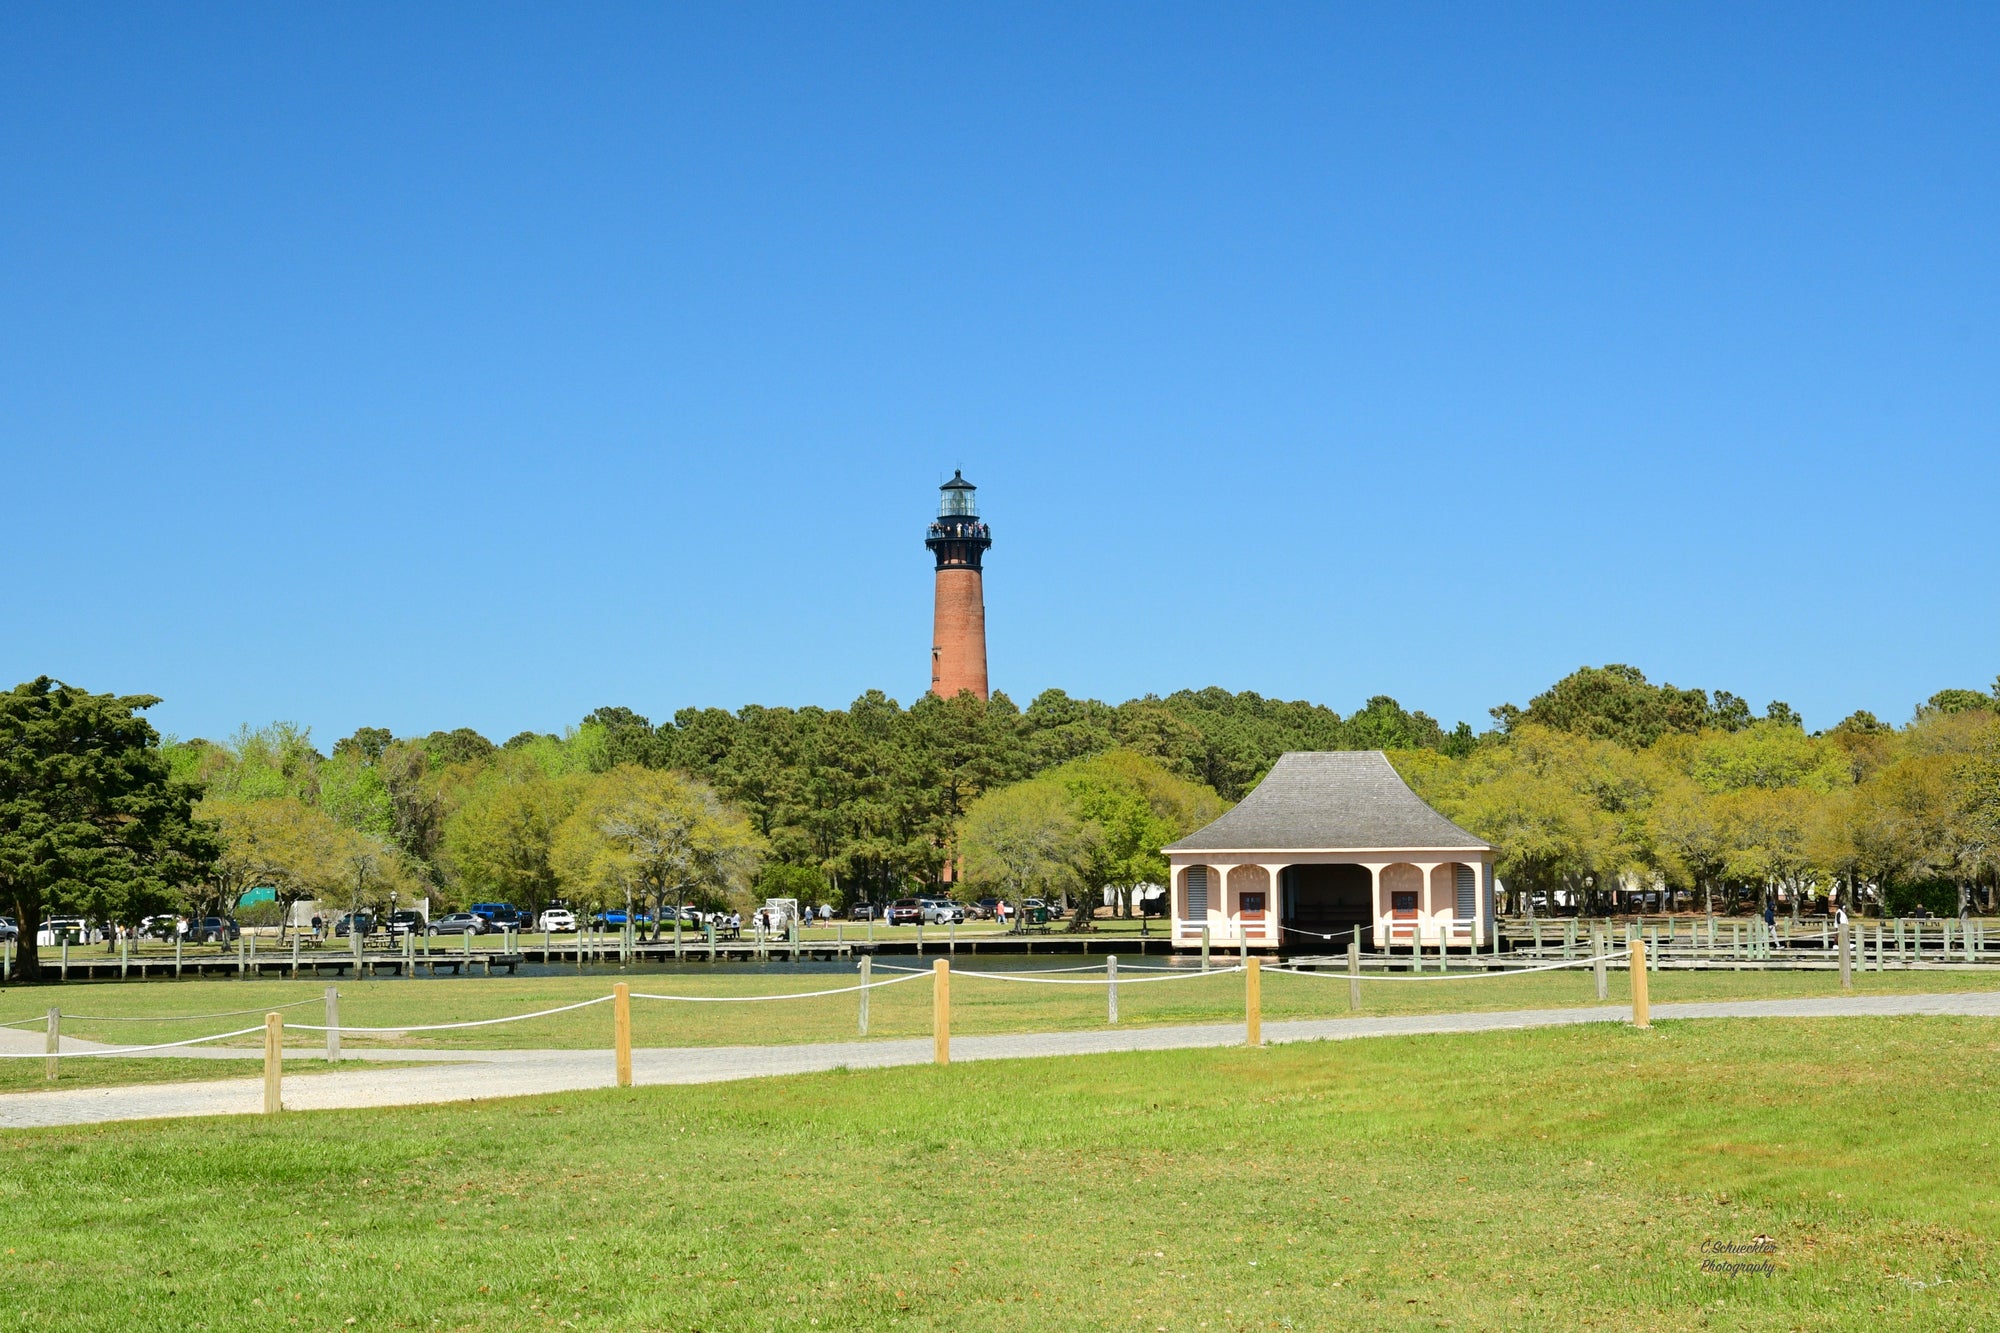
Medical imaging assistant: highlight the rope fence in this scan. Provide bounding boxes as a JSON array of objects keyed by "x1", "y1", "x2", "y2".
[
  {"x1": 0, "y1": 1025, "x2": 269, "y2": 1059},
  {"x1": 1265, "y1": 951, "x2": 1630, "y2": 982},
  {"x1": 0, "y1": 938, "x2": 1672, "y2": 1104},
  {"x1": 628, "y1": 973, "x2": 927, "y2": 1003}
]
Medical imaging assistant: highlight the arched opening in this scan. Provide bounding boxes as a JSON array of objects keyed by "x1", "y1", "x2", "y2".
[
  {"x1": 1176, "y1": 864, "x2": 1216, "y2": 933},
  {"x1": 1280, "y1": 863, "x2": 1373, "y2": 950},
  {"x1": 1380, "y1": 863, "x2": 1423, "y2": 948}
]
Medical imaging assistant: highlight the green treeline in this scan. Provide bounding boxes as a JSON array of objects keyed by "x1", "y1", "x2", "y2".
[
  {"x1": 1400, "y1": 666, "x2": 2000, "y2": 917},
  {"x1": 6, "y1": 666, "x2": 1998, "y2": 979},
  {"x1": 167, "y1": 687, "x2": 1456, "y2": 909}
]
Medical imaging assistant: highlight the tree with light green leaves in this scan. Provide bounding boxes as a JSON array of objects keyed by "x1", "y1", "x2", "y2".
[
  {"x1": 439, "y1": 759, "x2": 588, "y2": 913},
  {"x1": 199, "y1": 796, "x2": 350, "y2": 938},
  {"x1": 960, "y1": 750, "x2": 1227, "y2": 930},
  {"x1": 551, "y1": 766, "x2": 761, "y2": 935}
]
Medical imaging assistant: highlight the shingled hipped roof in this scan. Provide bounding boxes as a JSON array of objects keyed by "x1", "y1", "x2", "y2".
[{"x1": 1165, "y1": 751, "x2": 1490, "y2": 853}]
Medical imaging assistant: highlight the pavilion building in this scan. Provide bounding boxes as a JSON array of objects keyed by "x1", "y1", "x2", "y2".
[{"x1": 1163, "y1": 751, "x2": 1495, "y2": 952}]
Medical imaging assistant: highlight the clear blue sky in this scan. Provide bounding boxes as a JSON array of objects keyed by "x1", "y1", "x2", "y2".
[{"x1": 3, "y1": 4, "x2": 1995, "y2": 744}]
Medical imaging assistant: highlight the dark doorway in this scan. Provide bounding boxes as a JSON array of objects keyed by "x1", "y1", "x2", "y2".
[{"x1": 1281, "y1": 864, "x2": 1372, "y2": 951}]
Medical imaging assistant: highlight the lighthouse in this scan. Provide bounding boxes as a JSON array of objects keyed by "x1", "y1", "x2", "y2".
[{"x1": 925, "y1": 471, "x2": 992, "y2": 699}]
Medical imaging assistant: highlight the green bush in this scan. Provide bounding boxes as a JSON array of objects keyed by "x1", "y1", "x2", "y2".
[{"x1": 1883, "y1": 879, "x2": 1961, "y2": 917}]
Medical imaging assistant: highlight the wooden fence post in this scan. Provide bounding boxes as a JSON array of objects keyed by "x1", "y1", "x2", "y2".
[
  {"x1": 1630, "y1": 938, "x2": 1650, "y2": 1029},
  {"x1": 1245, "y1": 956, "x2": 1262, "y2": 1047},
  {"x1": 613, "y1": 981, "x2": 632, "y2": 1088},
  {"x1": 1838, "y1": 923, "x2": 1852, "y2": 989},
  {"x1": 263, "y1": 1013, "x2": 283, "y2": 1114},
  {"x1": 1347, "y1": 937, "x2": 1360, "y2": 1011},
  {"x1": 1594, "y1": 924, "x2": 1608, "y2": 1001},
  {"x1": 324, "y1": 987, "x2": 340, "y2": 1063},
  {"x1": 45, "y1": 1007, "x2": 59, "y2": 1081},
  {"x1": 933, "y1": 960, "x2": 950, "y2": 1065},
  {"x1": 858, "y1": 956, "x2": 871, "y2": 1035},
  {"x1": 1201, "y1": 925, "x2": 1211, "y2": 973},
  {"x1": 1107, "y1": 954, "x2": 1119, "y2": 1025}
]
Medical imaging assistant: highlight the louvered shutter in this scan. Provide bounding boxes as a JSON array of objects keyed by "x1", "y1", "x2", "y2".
[
  {"x1": 1455, "y1": 864, "x2": 1477, "y2": 920},
  {"x1": 1186, "y1": 867, "x2": 1208, "y2": 921}
]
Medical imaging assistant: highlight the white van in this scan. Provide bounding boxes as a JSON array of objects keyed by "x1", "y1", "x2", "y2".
[{"x1": 37, "y1": 917, "x2": 93, "y2": 947}]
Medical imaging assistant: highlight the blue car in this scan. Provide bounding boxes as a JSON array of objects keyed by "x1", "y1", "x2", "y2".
[{"x1": 590, "y1": 910, "x2": 654, "y2": 927}]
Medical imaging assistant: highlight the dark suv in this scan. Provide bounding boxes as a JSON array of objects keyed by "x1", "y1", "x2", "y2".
[
  {"x1": 186, "y1": 916, "x2": 240, "y2": 944},
  {"x1": 470, "y1": 902, "x2": 529, "y2": 930}
]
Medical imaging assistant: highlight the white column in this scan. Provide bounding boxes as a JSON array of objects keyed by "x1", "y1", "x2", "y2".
[
  {"x1": 1170, "y1": 861, "x2": 1185, "y2": 941},
  {"x1": 1205, "y1": 863, "x2": 1229, "y2": 941},
  {"x1": 1415, "y1": 862, "x2": 1442, "y2": 950},
  {"x1": 1260, "y1": 865, "x2": 1286, "y2": 947},
  {"x1": 1367, "y1": 863, "x2": 1386, "y2": 950}
]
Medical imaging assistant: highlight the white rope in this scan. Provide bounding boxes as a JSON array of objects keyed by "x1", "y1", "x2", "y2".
[
  {"x1": 1278, "y1": 924, "x2": 1367, "y2": 942},
  {"x1": 0, "y1": 1024, "x2": 269, "y2": 1058},
  {"x1": 292, "y1": 995, "x2": 614, "y2": 1033},
  {"x1": 871, "y1": 961, "x2": 1107, "y2": 976},
  {"x1": 947, "y1": 966, "x2": 1245, "y2": 986},
  {"x1": 1265, "y1": 951, "x2": 1630, "y2": 982},
  {"x1": 630, "y1": 973, "x2": 928, "y2": 1003},
  {"x1": 57, "y1": 995, "x2": 333, "y2": 1023}
]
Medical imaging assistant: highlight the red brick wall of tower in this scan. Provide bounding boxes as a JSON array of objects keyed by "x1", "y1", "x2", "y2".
[{"x1": 931, "y1": 566, "x2": 989, "y2": 700}]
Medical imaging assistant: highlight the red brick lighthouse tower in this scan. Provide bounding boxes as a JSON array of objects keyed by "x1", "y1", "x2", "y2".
[{"x1": 926, "y1": 471, "x2": 992, "y2": 699}]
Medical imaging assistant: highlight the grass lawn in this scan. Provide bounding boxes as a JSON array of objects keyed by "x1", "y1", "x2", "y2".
[{"x1": 0, "y1": 1016, "x2": 1995, "y2": 1330}]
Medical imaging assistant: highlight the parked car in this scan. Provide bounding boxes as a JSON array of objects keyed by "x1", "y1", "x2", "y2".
[
  {"x1": 384, "y1": 909, "x2": 426, "y2": 938},
  {"x1": 185, "y1": 915, "x2": 241, "y2": 944},
  {"x1": 849, "y1": 903, "x2": 879, "y2": 921},
  {"x1": 590, "y1": 909, "x2": 654, "y2": 927},
  {"x1": 971, "y1": 898, "x2": 1000, "y2": 920},
  {"x1": 469, "y1": 902, "x2": 529, "y2": 930},
  {"x1": 137, "y1": 915, "x2": 182, "y2": 940},
  {"x1": 38, "y1": 917, "x2": 88, "y2": 946},
  {"x1": 537, "y1": 909, "x2": 577, "y2": 933},
  {"x1": 0, "y1": 917, "x2": 16, "y2": 943},
  {"x1": 918, "y1": 897, "x2": 963, "y2": 925},
  {"x1": 885, "y1": 898, "x2": 923, "y2": 926},
  {"x1": 333, "y1": 912, "x2": 375, "y2": 939},
  {"x1": 428, "y1": 912, "x2": 491, "y2": 936}
]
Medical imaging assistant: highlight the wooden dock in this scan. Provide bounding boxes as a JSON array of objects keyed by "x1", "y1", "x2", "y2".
[
  {"x1": 8, "y1": 914, "x2": 1994, "y2": 984},
  {"x1": 1, "y1": 928, "x2": 1184, "y2": 983}
]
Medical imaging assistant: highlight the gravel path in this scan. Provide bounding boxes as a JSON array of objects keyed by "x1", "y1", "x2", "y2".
[{"x1": 4, "y1": 990, "x2": 1998, "y2": 1130}]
